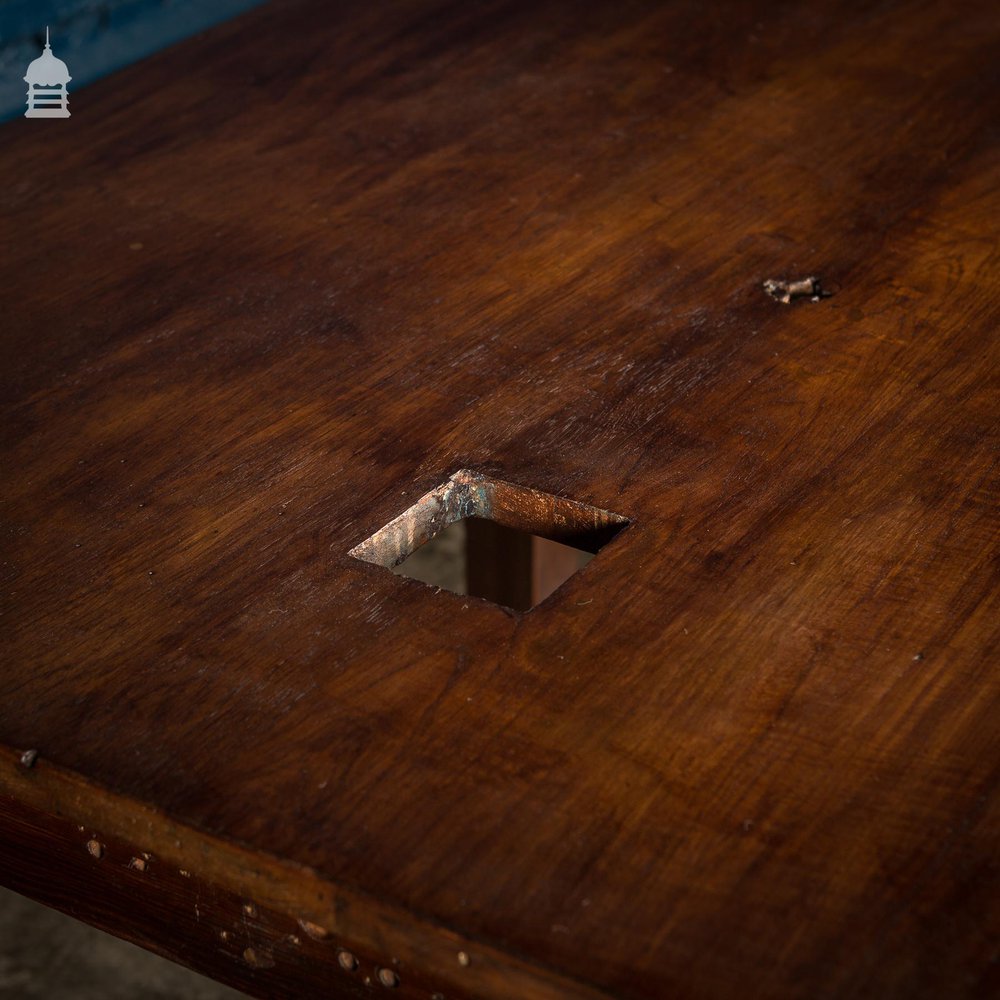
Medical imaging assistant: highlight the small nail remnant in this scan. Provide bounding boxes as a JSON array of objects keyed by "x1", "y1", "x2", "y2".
[
  {"x1": 128, "y1": 856, "x2": 147, "y2": 872},
  {"x1": 337, "y1": 949, "x2": 358, "y2": 972},
  {"x1": 457, "y1": 951, "x2": 470, "y2": 967},
  {"x1": 288, "y1": 935, "x2": 301, "y2": 947},
  {"x1": 297, "y1": 919, "x2": 329, "y2": 941},
  {"x1": 19, "y1": 749, "x2": 38, "y2": 769},
  {"x1": 86, "y1": 839, "x2": 104, "y2": 859},
  {"x1": 179, "y1": 869, "x2": 191, "y2": 878},
  {"x1": 377, "y1": 968, "x2": 400, "y2": 988},
  {"x1": 913, "y1": 651, "x2": 925, "y2": 661},
  {"x1": 220, "y1": 930, "x2": 230, "y2": 942},
  {"x1": 242, "y1": 902, "x2": 258, "y2": 918},
  {"x1": 763, "y1": 276, "x2": 829, "y2": 304}
]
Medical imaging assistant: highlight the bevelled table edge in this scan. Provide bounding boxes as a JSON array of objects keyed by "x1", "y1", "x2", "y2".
[{"x1": 0, "y1": 744, "x2": 613, "y2": 1000}]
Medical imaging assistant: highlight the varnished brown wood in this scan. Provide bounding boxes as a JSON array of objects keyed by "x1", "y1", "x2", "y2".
[{"x1": 1, "y1": 0, "x2": 998, "y2": 998}]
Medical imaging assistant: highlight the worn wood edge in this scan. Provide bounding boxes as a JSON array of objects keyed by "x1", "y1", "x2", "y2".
[
  {"x1": 348, "y1": 470, "x2": 484, "y2": 568},
  {"x1": 0, "y1": 744, "x2": 613, "y2": 1000},
  {"x1": 349, "y1": 469, "x2": 629, "y2": 568}
]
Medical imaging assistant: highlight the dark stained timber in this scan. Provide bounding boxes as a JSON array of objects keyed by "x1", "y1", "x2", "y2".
[{"x1": 1, "y1": 1, "x2": 998, "y2": 998}]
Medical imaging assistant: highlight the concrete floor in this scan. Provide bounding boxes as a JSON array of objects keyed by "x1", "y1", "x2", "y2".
[{"x1": 0, "y1": 887, "x2": 246, "y2": 999}]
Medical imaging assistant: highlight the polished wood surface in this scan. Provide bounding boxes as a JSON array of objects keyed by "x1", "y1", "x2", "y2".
[{"x1": 2, "y1": 0, "x2": 998, "y2": 997}]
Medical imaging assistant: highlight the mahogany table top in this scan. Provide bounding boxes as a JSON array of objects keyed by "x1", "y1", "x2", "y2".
[{"x1": 2, "y1": 1, "x2": 998, "y2": 997}]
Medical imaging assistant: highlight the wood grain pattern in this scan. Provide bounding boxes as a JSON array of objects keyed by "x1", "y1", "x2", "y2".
[
  {"x1": 0, "y1": 748, "x2": 604, "y2": 999},
  {"x1": 2, "y1": 0, "x2": 998, "y2": 997}
]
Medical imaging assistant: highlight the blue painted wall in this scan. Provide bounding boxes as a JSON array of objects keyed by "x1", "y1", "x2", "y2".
[{"x1": 0, "y1": 0, "x2": 269, "y2": 121}]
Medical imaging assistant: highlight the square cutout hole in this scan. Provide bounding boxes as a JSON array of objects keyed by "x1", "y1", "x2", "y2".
[{"x1": 349, "y1": 470, "x2": 628, "y2": 612}]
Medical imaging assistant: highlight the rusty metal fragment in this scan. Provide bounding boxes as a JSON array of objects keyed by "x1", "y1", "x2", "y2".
[{"x1": 763, "y1": 276, "x2": 829, "y2": 303}]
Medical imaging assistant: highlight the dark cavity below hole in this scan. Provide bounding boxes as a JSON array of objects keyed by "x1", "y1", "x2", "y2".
[{"x1": 392, "y1": 518, "x2": 597, "y2": 612}]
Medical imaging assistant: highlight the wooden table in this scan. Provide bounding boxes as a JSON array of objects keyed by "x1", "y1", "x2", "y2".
[{"x1": 2, "y1": 1, "x2": 998, "y2": 997}]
